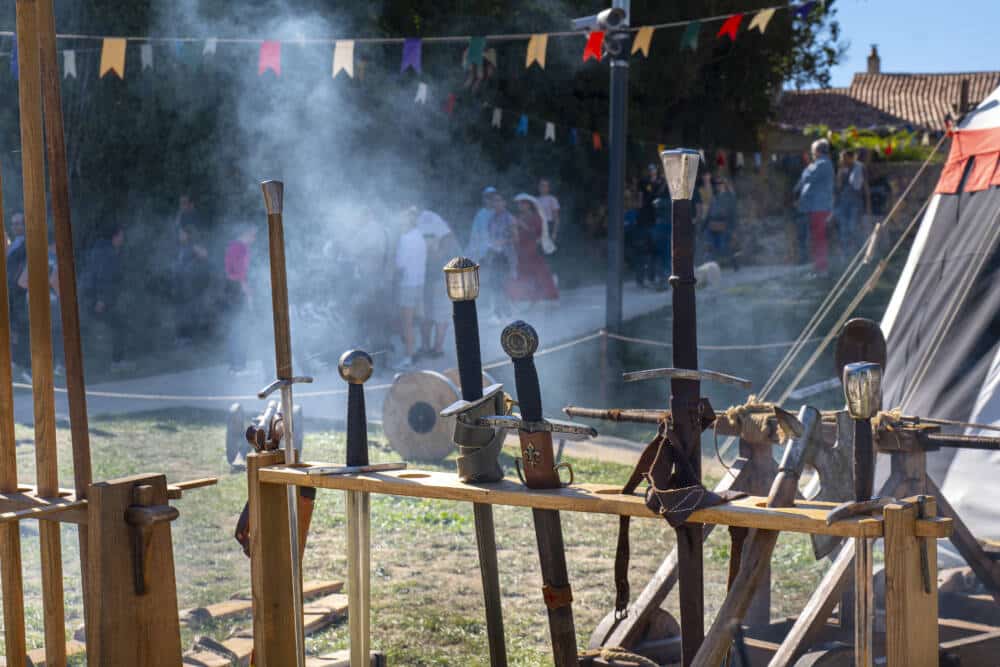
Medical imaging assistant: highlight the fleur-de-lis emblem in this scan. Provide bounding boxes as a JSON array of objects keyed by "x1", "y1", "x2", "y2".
[{"x1": 524, "y1": 443, "x2": 542, "y2": 467}]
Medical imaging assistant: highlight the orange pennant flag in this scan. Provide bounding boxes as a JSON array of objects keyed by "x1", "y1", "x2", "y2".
[
  {"x1": 99, "y1": 38, "x2": 126, "y2": 78},
  {"x1": 526, "y1": 34, "x2": 548, "y2": 69},
  {"x1": 592, "y1": 132, "x2": 602, "y2": 151},
  {"x1": 583, "y1": 31, "x2": 604, "y2": 62},
  {"x1": 259, "y1": 41, "x2": 281, "y2": 76},
  {"x1": 632, "y1": 26, "x2": 654, "y2": 57},
  {"x1": 717, "y1": 14, "x2": 744, "y2": 41}
]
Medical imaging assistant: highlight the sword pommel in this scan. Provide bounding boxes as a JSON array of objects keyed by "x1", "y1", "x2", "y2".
[
  {"x1": 843, "y1": 362, "x2": 882, "y2": 421},
  {"x1": 444, "y1": 256, "x2": 480, "y2": 301},
  {"x1": 339, "y1": 349, "x2": 373, "y2": 385},
  {"x1": 501, "y1": 320, "x2": 538, "y2": 359},
  {"x1": 261, "y1": 180, "x2": 284, "y2": 215}
]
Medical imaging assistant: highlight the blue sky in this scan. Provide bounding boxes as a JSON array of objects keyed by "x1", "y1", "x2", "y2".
[{"x1": 828, "y1": 0, "x2": 1000, "y2": 87}]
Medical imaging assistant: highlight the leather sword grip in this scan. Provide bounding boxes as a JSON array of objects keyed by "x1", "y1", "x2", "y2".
[
  {"x1": 453, "y1": 300, "x2": 484, "y2": 402},
  {"x1": 513, "y1": 357, "x2": 543, "y2": 422},
  {"x1": 517, "y1": 431, "x2": 562, "y2": 490},
  {"x1": 346, "y1": 383, "x2": 368, "y2": 467}
]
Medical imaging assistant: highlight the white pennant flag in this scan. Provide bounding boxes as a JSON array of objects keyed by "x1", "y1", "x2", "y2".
[
  {"x1": 544, "y1": 122, "x2": 556, "y2": 142},
  {"x1": 415, "y1": 82, "x2": 428, "y2": 104},
  {"x1": 203, "y1": 38, "x2": 217, "y2": 56},
  {"x1": 332, "y1": 40, "x2": 354, "y2": 78},
  {"x1": 140, "y1": 43, "x2": 154, "y2": 71},
  {"x1": 63, "y1": 49, "x2": 76, "y2": 79},
  {"x1": 735, "y1": 151, "x2": 745, "y2": 168},
  {"x1": 491, "y1": 107, "x2": 502, "y2": 128}
]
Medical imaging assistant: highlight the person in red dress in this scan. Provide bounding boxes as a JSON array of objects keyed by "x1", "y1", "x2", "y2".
[{"x1": 507, "y1": 194, "x2": 559, "y2": 302}]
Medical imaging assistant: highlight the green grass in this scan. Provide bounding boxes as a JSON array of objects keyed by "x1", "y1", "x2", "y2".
[{"x1": 4, "y1": 410, "x2": 828, "y2": 665}]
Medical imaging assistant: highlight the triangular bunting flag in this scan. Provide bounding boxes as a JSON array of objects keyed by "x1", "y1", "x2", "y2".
[
  {"x1": 921, "y1": 132, "x2": 930, "y2": 146},
  {"x1": 569, "y1": 128, "x2": 578, "y2": 145},
  {"x1": 592, "y1": 132, "x2": 602, "y2": 151},
  {"x1": 333, "y1": 40, "x2": 354, "y2": 78},
  {"x1": 735, "y1": 152, "x2": 745, "y2": 168},
  {"x1": 259, "y1": 41, "x2": 281, "y2": 76},
  {"x1": 444, "y1": 93, "x2": 456, "y2": 116},
  {"x1": 140, "y1": 43, "x2": 153, "y2": 71},
  {"x1": 657, "y1": 144, "x2": 666, "y2": 154},
  {"x1": 717, "y1": 14, "x2": 744, "y2": 41},
  {"x1": 517, "y1": 115, "x2": 529, "y2": 136},
  {"x1": 466, "y1": 37, "x2": 485, "y2": 66},
  {"x1": 583, "y1": 31, "x2": 604, "y2": 62},
  {"x1": 203, "y1": 38, "x2": 217, "y2": 56},
  {"x1": 491, "y1": 107, "x2": 502, "y2": 128},
  {"x1": 415, "y1": 82, "x2": 428, "y2": 104},
  {"x1": 401, "y1": 38, "x2": 422, "y2": 73},
  {"x1": 795, "y1": 1, "x2": 818, "y2": 18},
  {"x1": 749, "y1": 8, "x2": 777, "y2": 33},
  {"x1": 63, "y1": 49, "x2": 76, "y2": 79},
  {"x1": 100, "y1": 38, "x2": 126, "y2": 78},
  {"x1": 545, "y1": 122, "x2": 556, "y2": 142},
  {"x1": 10, "y1": 34, "x2": 16, "y2": 81},
  {"x1": 632, "y1": 26, "x2": 654, "y2": 57},
  {"x1": 526, "y1": 34, "x2": 548, "y2": 69},
  {"x1": 681, "y1": 22, "x2": 700, "y2": 51}
]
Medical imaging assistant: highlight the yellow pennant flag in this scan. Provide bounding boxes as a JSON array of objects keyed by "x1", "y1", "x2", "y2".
[
  {"x1": 526, "y1": 34, "x2": 548, "y2": 69},
  {"x1": 332, "y1": 40, "x2": 354, "y2": 78},
  {"x1": 632, "y1": 26, "x2": 654, "y2": 56},
  {"x1": 748, "y1": 8, "x2": 777, "y2": 33},
  {"x1": 100, "y1": 38, "x2": 126, "y2": 78}
]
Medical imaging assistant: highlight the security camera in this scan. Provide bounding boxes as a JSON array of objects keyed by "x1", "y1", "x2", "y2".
[{"x1": 571, "y1": 7, "x2": 628, "y2": 32}]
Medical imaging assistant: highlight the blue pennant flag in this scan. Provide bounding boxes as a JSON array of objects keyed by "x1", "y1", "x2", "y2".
[
  {"x1": 516, "y1": 115, "x2": 529, "y2": 136},
  {"x1": 569, "y1": 128, "x2": 578, "y2": 145}
]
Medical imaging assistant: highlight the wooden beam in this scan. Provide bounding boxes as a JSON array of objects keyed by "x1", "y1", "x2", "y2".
[
  {"x1": 14, "y1": 1, "x2": 65, "y2": 662},
  {"x1": 0, "y1": 498, "x2": 87, "y2": 524},
  {"x1": 884, "y1": 500, "x2": 938, "y2": 666},
  {"x1": 261, "y1": 467, "x2": 885, "y2": 538},
  {"x1": 0, "y1": 163, "x2": 27, "y2": 667}
]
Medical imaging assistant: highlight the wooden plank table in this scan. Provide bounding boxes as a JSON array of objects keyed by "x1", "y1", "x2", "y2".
[{"x1": 253, "y1": 463, "x2": 952, "y2": 666}]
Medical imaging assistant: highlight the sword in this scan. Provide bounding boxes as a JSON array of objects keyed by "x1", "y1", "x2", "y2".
[
  {"x1": 260, "y1": 181, "x2": 307, "y2": 666},
  {"x1": 440, "y1": 257, "x2": 509, "y2": 666},
  {"x1": 500, "y1": 321, "x2": 582, "y2": 666}
]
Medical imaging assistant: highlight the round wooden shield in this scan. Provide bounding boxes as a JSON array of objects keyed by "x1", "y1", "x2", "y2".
[
  {"x1": 383, "y1": 371, "x2": 461, "y2": 462},
  {"x1": 441, "y1": 368, "x2": 497, "y2": 391},
  {"x1": 226, "y1": 402, "x2": 247, "y2": 467},
  {"x1": 834, "y1": 318, "x2": 887, "y2": 385}
]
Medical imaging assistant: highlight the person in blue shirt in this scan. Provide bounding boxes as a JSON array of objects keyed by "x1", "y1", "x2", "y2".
[
  {"x1": 793, "y1": 138, "x2": 835, "y2": 274},
  {"x1": 466, "y1": 186, "x2": 497, "y2": 263}
]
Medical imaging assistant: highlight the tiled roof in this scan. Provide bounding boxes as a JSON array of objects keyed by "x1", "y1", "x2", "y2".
[{"x1": 777, "y1": 72, "x2": 1000, "y2": 131}]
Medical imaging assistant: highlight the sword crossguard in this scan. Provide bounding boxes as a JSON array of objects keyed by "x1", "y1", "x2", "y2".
[
  {"x1": 622, "y1": 366, "x2": 752, "y2": 389},
  {"x1": 474, "y1": 415, "x2": 597, "y2": 440},
  {"x1": 257, "y1": 376, "x2": 314, "y2": 400}
]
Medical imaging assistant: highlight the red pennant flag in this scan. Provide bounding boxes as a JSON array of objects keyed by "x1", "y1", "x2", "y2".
[
  {"x1": 259, "y1": 40, "x2": 281, "y2": 75},
  {"x1": 592, "y1": 132, "x2": 602, "y2": 151},
  {"x1": 717, "y1": 14, "x2": 744, "y2": 41},
  {"x1": 583, "y1": 31, "x2": 604, "y2": 62},
  {"x1": 444, "y1": 93, "x2": 456, "y2": 116}
]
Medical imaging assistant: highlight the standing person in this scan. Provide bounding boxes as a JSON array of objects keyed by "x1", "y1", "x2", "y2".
[
  {"x1": 174, "y1": 223, "x2": 211, "y2": 345},
  {"x1": 507, "y1": 194, "x2": 559, "y2": 303},
  {"x1": 5, "y1": 212, "x2": 30, "y2": 380},
  {"x1": 223, "y1": 224, "x2": 257, "y2": 375},
  {"x1": 466, "y1": 186, "x2": 497, "y2": 263},
  {"x1": 175, "y1": 194, "x2": 203, "y2": 231},
  {"x1": 482, "y1": 193, "x2": 516, "y2": 323},
  {"x1": 793, "y1": 139, "x2": 835, "y2": 275},
  {"x1": 417, "y1": 210, "x2": 461, "y2": 359},
  {"x1": 835, "y1": 149, "x2": 866, "y2": 259},
  {"x1": 395, "y1": 207, "x2": 427, "y2": 369},
  {"x1": 536, "y1": 178, "x2": 561, "y2": 248},
  {"x1": 47, "y1": 238, "x2": 65, "y2": 377},
  {"x1": 635, "y1": 163, "x2": 664, "y2": 287},
  {"x1": 705, "y1": 176, "x2": 737, "y2": 263},
  {"x1": 84, "y1": 226, "x2": 130, "y2": 372},
  {"x1": 353, "y1": 206, "x2": 394, "y2": 354}
]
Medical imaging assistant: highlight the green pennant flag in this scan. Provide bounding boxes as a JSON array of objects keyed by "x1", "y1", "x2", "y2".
[
  {"x1": 681, "y1": 21, "x2": 700, "y2": 51},
  {"x1": 467, "y1": 37, "x2": 485, "y2": 66}
]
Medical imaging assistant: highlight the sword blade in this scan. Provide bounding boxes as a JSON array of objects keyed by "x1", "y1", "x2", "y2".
[{"x1": 347, "y1": 490, "x2": 371, "y2": 666}]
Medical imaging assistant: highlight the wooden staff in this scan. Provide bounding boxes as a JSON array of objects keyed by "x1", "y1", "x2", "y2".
[
  {"x1": 15, "y1": 1, "x2": 66, "y2": 662},
  {"x1": 0, "y1": 166, "x2": 28, "y2": 667},
  {"x1": 37, "y1": 0, "x2": 92, "y2": 616}
]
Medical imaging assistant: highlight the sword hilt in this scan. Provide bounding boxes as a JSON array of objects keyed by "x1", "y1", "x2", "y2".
[
  {"x1": 444, "y1": 257, "x2": 483, "y2": 402},
  {"x1": 501, "y1": 321, "x2": 543, "y2": 422},
  {"x1": 340, "y1": 350, "x2": 373, "y2": 467}
]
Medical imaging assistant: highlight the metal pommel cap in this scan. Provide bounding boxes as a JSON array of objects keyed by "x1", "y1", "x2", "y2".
[
  {"x1": 261, "y1": 180, "x2": 284, "y2": 215},
  {"x1": 338, "y1": 349, "x2": 374, "y2": 385},
  {"x1": 843, "y1": 361, "x2": 882, "y2": 420},
  {"x1": 660, "y1": 148, "x2": 701, "y2": 201},
  {"x1": 443, "y1": 256, "x2": 480, "y2": 301},
  {"x1": 501, "y1": 321, "x2": 539, "y2": 359}
]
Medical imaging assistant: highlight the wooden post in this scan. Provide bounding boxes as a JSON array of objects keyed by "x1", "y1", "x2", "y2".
[
  {"x1": 14, "y1": 2, "x2": 65, "y2": 663},
  {"x1": 533, "y1": 508, "x2": 578, "y2": 666},
  {"x1": 249, "y1": 450, "x2": 299, "y2": 666},
  {"x1": 36, "y1": 0, "x2": 93, "y2": 618},
  {"x1": 884, "y1": 500, "x2": 938, "y2": 666},
  {"x1": 86, "y1": 473, "x2": 182, "y2": 665},
  {"x1": 0, "y1": 167, "x2": 27, "y2": 667}
]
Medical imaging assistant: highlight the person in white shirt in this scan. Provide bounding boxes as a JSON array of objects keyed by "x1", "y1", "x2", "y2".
[
  {"x1": 417, "y1": 210, "x2": 460, "y2": 360},
  {"x1": 537, "y1": 178, "x2": 561, "y2": 244},
  {"x1": 395, "y1": 208, "x2": 427, "y2": 369}
]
